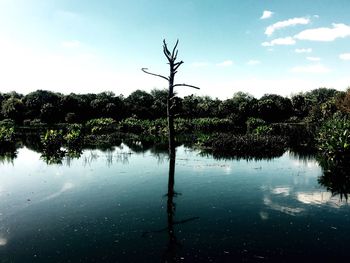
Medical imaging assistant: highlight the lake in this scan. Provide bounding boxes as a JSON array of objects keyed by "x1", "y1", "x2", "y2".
[{"x1": 0, "y1": 143, "x2": 349, "y2": 262}]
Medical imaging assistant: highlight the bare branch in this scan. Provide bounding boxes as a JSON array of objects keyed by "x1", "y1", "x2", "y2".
[
  {"x1": 163, "y1": 39, "x2": 171, "y2": 56},
  {"x1": 174, "y1": 61, "x2": 183, "y2": 66},
  {"x1": 172, "y1": 39, "x2": 179, "y2": 58},
  {"x1": 163, "y1": 47, "x2": 172, "y2": 61},
  {"x1": 174, "y1": 61, "x2": 183, "y2": 71},
  {"x1": 141, "y1": 68, "x2": 169, "y2": 81},
  {"x1": 163, "y1": 40, "x2": 172, "y2": 61},
  {"x1": 173, "y1": 83, "x2": 200, "y2": 90},
  {"x1": 174, "y1": 50, "x2": 178, "y2": 61}
]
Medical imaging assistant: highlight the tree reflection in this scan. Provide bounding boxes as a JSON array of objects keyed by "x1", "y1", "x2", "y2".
[
  {"x1": 142, "y1": 153, "x2": 199, "y2": 262},
  {"x1": 162, "y1": 157, "x2": 181, "y2": 262},
  {"x1": 0, "y1": 147, "x2": 17, "y2": 164},
  {"x1": 41, "y1": 150, "x2": 66, "y2": 164},
  {"x1": 318, "y1": 158, "x2": 350, "y2": 201}
]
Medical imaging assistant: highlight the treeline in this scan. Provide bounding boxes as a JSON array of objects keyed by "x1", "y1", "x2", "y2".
[{"x1": 1, "y1": 87, "x2": 349, "y2": 126}]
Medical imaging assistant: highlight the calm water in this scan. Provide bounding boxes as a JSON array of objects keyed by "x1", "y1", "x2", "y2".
[{"x1": 0, "y1": 144, "x2": 349, "y2": 262}]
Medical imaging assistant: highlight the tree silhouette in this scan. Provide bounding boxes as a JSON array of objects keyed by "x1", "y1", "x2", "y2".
[{"x1": 142, "y1": 39, "x2": 199, "y2": 160}]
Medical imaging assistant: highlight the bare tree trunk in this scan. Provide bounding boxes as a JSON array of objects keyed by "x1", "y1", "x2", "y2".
[
  {"x1": 168, "y1": 63, "x2": 176, "y2": 160},
  {"x1": 142, "y1": 39, "x2": 199, "y2": 159}
]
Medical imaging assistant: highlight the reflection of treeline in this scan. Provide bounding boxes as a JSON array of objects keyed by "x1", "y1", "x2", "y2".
[
  {"x1": 318, "y1": 157, "x2": 350, "y2": 201},
  {"x1": 0, "y1": 125, "x2": 173, "y2": 164},
  {"x1": 0, "y1": 87, "x2": 347, "y2": 126}
]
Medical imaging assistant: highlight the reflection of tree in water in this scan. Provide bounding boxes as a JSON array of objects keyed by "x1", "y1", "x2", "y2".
[
  {"x1": 142, "y1": 156, "x2": 199, "y2": 262},
  {"x1": 123, "y1": 138, "x2": 179, "y2": 155},
  {"x1": 82, "y1": 149, "x2": 131, "y2": 167},
  {"x1": 64, "y1": 148, "x2": 84, "y2": 166},
  {"x1": 20, "y1": 132, "x2": 43, "y2": 153},
  {"x1": 41, "y1": 150, "x2": 66, "y2": 165},
  {"x1": 318, "y1": 157, "x2": 350, "y2": 201},
  {"x1": 0, "y1": 147, "x2": 18, "y2": 164},
  {"x1": 162, "y1": 157, "x2": 181, "y2": 262}
]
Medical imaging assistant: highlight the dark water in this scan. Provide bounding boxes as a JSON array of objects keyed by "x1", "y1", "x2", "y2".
[{"x1": 0, "y1": 144, "x2": 349, "y2": 262}]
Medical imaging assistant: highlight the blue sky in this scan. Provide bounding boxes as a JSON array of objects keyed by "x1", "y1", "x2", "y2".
[{"x1": 0, "y1": 0, "x2": 350, "y2": 98}]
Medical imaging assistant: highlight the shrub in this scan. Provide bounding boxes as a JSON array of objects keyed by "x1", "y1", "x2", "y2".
[
  {"x1": 253, "y1": 125, "x2": 272, "y2": 135},
  {"x1": 0, "y1": 126, "x2": 15, "y2": 145},
  {"x1": 246, "y1": 117, "x2": 266, "y2": 133},
  {"x1": 0, "y1": 119, "x2": 15, "y2": 128},
  {"x1": 86, "y1": 118, "x2": 116, "y2": 134},
  {"x1": 42, "y1": 129, "x2": 64, "y2": 152},
  {"x1": 317, "y1": 116, "x2": 350, "y2": 162},
  {"x1": 199, "y1": 133, "x2": 288, "y2": 159},
  {"x1": 41, "y1": 129, "x2": 65, "y2": 164},
  {"x1": 64, "y1": 124, "x2": 83, "y2": 148},
  {"x1": 65, "y1": 112, "x2": 78, "y2": 123}
]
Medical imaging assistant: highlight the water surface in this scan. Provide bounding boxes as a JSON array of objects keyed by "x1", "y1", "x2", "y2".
[{"x1": 0, "y1": 145, "x2": 349, "y2": 262}]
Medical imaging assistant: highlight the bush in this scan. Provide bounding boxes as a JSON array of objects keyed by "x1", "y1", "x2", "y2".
[
  {"x1": 317, "y1": 116, "x2": 350, "y2": 162},
  {"x1": 0, "y1": 119, "x2": 15, "y2": 128},
  {"x1": 253, "y1": 125, "x2": 272, "y2": 135},
  {"x1": 42, "y1": 130, "x2": 64, "y2": 152},
  {"x1": 86, "y1": 118, "x2": 116, "y2": 134},
  {"x1": 199, "y1": 133, "x2": 288, "y2": 159},
  {"x1": 0, "y1": 126, "x2": 15, "y2": 145},
  {"x1": 64, "y1": 124, "x2": 83, "y2": 148},
  {"x1": 65, "y1": 112, "x2": 78, "y2": 123},
  {"x1": 246, "y1": 117, "x2": 266, "y2": 133},
  {"x1": 41, "y1": 129, "x2": 65, "y2": 164}
]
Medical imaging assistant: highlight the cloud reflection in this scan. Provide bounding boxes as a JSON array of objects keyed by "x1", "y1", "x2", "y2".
[
  {"x1": 0, "y1": 236, "x2": 7, "y2": 246},
  {"x1": 296, "y1": 191, "x2": 345, "y2": 207},
  {"x1": 264, "y1": 197, "x2": 304, "y2": 216},
  {"x1": 271, "y1": 187, "x2": 290, "y2": 196},
  {"x1": 43, "y1": 182, "x2": 74, "y2": 201}
]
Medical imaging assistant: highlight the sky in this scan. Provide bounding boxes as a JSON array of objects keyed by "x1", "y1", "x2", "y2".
[{"x1": 0, "y1": 0, "x2": 350, "y2": 99}]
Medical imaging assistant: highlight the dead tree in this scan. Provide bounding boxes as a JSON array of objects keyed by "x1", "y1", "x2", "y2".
[{"x1": 142, "y1": 40, "x2": 199, "y2": 160}]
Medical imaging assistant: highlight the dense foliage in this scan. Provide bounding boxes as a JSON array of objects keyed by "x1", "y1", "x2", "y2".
[
  {"x1": 0, "y1": 126, "x2": 15, "y2": 146},
  {"x1": 0, "y1": 87, "x2": 345, "y2": 128},
  {"x1": 199, "y1": 133, "x2": 288, "y2": 159},
  {"x1": 317, "y1": 115, "x2": 350, "y2": 162},
  {"x1": 1, "y1": 87, "x2": 350, "y2": 164}
]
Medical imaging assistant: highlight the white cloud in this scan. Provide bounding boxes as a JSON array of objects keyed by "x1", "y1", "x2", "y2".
[
  {"x1": 339, "y1": 53, "x2": 350, "y2": 60},
  {"x1": 61, "y1": 40, "x2": 81, "y2": 48},
  {"x1": 295, "y1": 23, "x2": 350, "y2": 41},
  {"x1": 247, "y1": 60, "x2": 261, "y2": 65},
  {"x1": 290, "y1": 64, "x2": 330, "y2": 73},
  {"x1": 262, "y1": 37, "x2": 296, "y2": 47},
  {"x1": 306, "y1": 57, "x2": 321, "y2": 61},
  {"x1": 191, "y1": 62, "x2": 210, "y2": 67},
  {"x1": 260, "y1": 10, "x2": 273, "y2": 20},
  {"x1": 216, "y1": 60, "x2": 233, "y2": 67},
  {"x1": 265, "y1": 17, "x2": 310, "y2": 36},
  {"x1": 295, "y1": 48, "x2": 312, "y2": 53}
]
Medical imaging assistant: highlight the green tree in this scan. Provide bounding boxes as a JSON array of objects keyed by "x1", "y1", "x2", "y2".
[
  {"x1": 257, "y1": 94, "x2": 292, "y2": 122},
  {"x1": 1, "y1": 98, "x2": 25, "y2": 123},
  {"x1": 23, "y1": 90, "x2": 61, "y2": 120},
  {"x1": 125, "y1": 90, "x2": 155, "y2": 119},
  {"x1": 336, "y1": 88, "x2": 350, "y2": 114}
]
